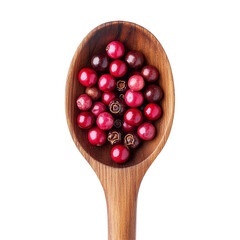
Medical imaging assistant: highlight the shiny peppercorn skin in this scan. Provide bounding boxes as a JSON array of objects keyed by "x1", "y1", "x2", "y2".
[
  {"x1": 111, "y1": 145, "x2": 130, "y2": 163},
  {"x1": 144, "y1": 84, "x2": 163, "y2": 102},
  {"x1": 124, "y1": 108, "x2": 143, "y2": 126},
  {"x1": 88, "y1": 126, "x2": 107, "y2": 146},
  {"x1": 91, "y1": 53, "x2": 110, "y2": 71},
  {"x1": 96, "y1": 112, "x2": 114, "y2": 130},
  {"x1": 137, "y1": 122, "x2": 156, "y2": 140},
  {"x1": 141, "y1": 65, "x2": 159, "y2": 82},
  {"x1": 78, "y1": 68, "x2": 98, "y2": 87},
  {"x1": 128, "y1": 75, "x2": 145, "y2": 91},
  {"x1": 109, "y1": 60, "x2": 127, "y2": 78},
  {"x1": 125, "y1": 89, "x2": 144, "y2": 108},
  {"x1": 125, "y1": 51, "x2": 144, "y2": 69},
  {"x1": 76, "y1": 94, "x2": 92, "y2": 111},
  {"x1": 77, "y1": 112, "x2": 95, "y2": 129},
  {"x1": 98, "y1": 74, "x2": 116, "y2": 92},
  {"x1": 144, "y1": 103, "x2": 162, "y2": 121},
  {"x1": 85, "y1": 86, "x2": 102, "y2": 101},
  {"x1": 106, "y1": 41, "x2": 125, "y2": 59}
]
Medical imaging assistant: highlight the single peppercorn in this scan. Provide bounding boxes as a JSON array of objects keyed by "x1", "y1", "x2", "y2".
[
  {"x1": 85, "y1": 86, "x2": 102, "y2": 101},
  {"x1": 109, "y1": 98, "x2": 127, "y2": 116},
  {"x1": 91, "y1": 53, "x2": 110, "y2": 71},
  {"x1": 107, "y1": 129, "x2": 123, "y2": 145},
  {"x1": 116, "y1": 80, "x2": 128, "y2": 93},
  {"x1": 125, "y1": 89, "x2": 144, "y2": 107},
  {"x1": 119, "y1": 93, "x2": 125, "y2": 101},
  {"x1": 78, "y1": 68, "x2": 98, "y2": 87},
  {"x1": 124, "y1": 108, "x2": 143, "y2": 126},
  {"x1": 106, "y1": 41, "x2": 125, "y2": 59},
  {"x1": 114, "y1": 119, "x2": 123, "y2": 129},
  {"x1": 141, "y1": 65, "x2": 159, "y2": 82},
  {"x1": 144, "y1": 84, "x2": 163, "y2": 102},
  {"x1": 128, "y1": 75, "x2": 145, "y2": 91},
  {"x1": 88, "y1": 126, "x2": 107, "y2": 146},
  {"x1": 111, "y1": 145, "x2": 130, "y2": 163},
  {"x1": 125, "y1": 51, "x2": 144, "y2": 69},
  {"x1": 76, "y1": 94, "x2": 92, "y2": 111},
  {"x1": 109, "y1": 60, "x2": 127, "y2": 77},
  {"x1": 96, "y1": 112, "x2": 114, "y2": 130},
  {"x1": 137, "y1": 122, "x2": 156, "y2": 140},
  {"x1": 124, "y1": 132, "x2": 141, "y2": 149}
]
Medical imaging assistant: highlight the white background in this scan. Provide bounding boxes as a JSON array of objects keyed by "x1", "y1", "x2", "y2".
[{"x1": 0, "y1": 0, "x2": 240, "y2": 239}]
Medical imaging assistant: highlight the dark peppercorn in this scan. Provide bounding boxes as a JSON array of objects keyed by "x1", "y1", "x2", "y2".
[
  {"x1": 119, "y1": 93, "x2": 125, "y2": 100},
  {"x1": 109, "y1": 98, "x2": 127, "y2": 116},
  {"x1": 116, "y1": 80, "x2": 128, "y2": 93},
  {"x1": 114, "y1": 119, "x2": 123, "y2": 129},
  {"x1": 107, "y1": 129, "x2": 123, "y2": 145},
  {"x1": 124, "y1": 132, "x2": 141, "y2": 149}
]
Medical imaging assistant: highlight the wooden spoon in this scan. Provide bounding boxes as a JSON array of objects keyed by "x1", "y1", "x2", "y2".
[{"x1": 65, "y1": 21, "x2": 175, "y2": 240}]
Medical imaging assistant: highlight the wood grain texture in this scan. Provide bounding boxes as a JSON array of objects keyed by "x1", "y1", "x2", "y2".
[{"x1": 65, "y1": 21, "x2": 175, "y2": 240}]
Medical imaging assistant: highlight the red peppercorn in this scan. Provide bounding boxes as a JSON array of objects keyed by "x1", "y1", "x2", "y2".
[
  {"x1": 101, "y1": 92, "x2": 117, "y2": 105},
  {"x1": 98, "y1": 74, "x2": 116, "y2": 92},
  {"x1": 141, "y1": 65, "x2": 159, "y2": 82},
  {"x1": 85, "y1": 86, "x2": 102, "y2": 101},
  {"x1": 78, "y1": 68, "x2": 98, "y2": 87},
  {"x1": 125, "y1": 51, "x2": 144, "y2": 69},
  {"x1": 111, "y1": 145, "x2": 130, "y2": 163},
  {"x1": 144, "y1": 103, "x2": 162, "y2": 121},
  {"x1": 124, "y1": 108, "x2": 143, "y2": 126},
  {"x1": 76, "y1": 94, "x2": 92, "y2": 111},
  {"x1": 137, "y1": 122, "x2": 156, "y2": 140},
  {"x1": 88, "y1": 126, "x2": 107, "y2": 146},
  {"x1": 121, "y1": 120, "x2": 136, "y2": 132},
  {"x1": 109, "y1": 60, "x2": 127, "y2": 78},
  {"x1": 91, "y1": 53, "x2": 110, "y2": 71},
  {"x1": 128, "y1": 75, "x2": 145, "y2": 91},
  {"x1": 106, "y1": 41, "x2": 125, "y2": 59},
  {"x1": 96, "y1": 112, "x2": 114, "y2": 130},
  {"x1": 125, "y1": 89, "x2": 144, "y2": 107},
  {"x1": 144, "y1": 84, "x2": 163, "y2": 102},
  {"x1": 77, "y1": 112, "x2": 95, "y2": 129},
  {"x1": 91, "y1": 102, "x2": 107, "y2": 117}
]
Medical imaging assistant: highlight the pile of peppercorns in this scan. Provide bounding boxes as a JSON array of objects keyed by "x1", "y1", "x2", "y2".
[{"x1": 77, "y1": 41, "x2": 163, "y2": 163}]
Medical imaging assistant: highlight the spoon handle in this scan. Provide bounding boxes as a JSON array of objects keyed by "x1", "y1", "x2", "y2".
[
  {"x1": 105, "y1": 181, "x2": 138, "y2": 240},
  {"x1": 97, "y1": 165, "x2": 147, "y2": 240}
]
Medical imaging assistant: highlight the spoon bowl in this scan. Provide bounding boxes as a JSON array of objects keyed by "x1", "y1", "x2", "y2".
[{"x1": 66, "y1": 21, "x2": 174, "y2": 240}]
